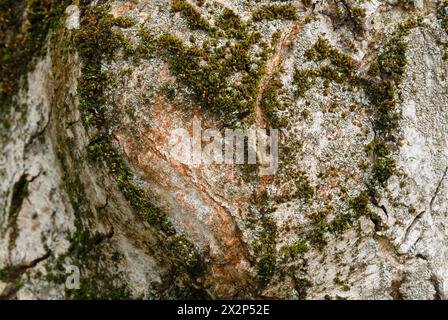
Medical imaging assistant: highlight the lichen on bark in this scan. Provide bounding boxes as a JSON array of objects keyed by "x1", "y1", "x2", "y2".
[{"x1": 2, "y1": 0, "x2": 448, "y2": 300}]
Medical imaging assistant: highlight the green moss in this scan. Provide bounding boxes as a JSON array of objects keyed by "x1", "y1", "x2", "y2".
[
  {"x1": 66, "y1": 203, "x2": 131, "y2": 300},
  {"x1": 365, "y1": 139, "x2": 397, "y2": 187},
  {"x1": 243, "y1": 190, "x2": 278, "y2": 289},
  {"x1": 41, "y1": 151, "x2": 133, "y2": 300},
  {"x1": 295, "y1": 19, "x2": 418, "y2": 203},
  {"x1": 252, "y1": 4, "x2": 298, "y2": 22},
  {"x1": 377, "y1": 37, "x2": 408, "y2": 84},
  {"x1": 333, "y1": 272, "x2": 350, "y2": 291},
  {"x1": 327, "y1": 211, "x2": 353, "y2": 235},
  {"x1": 73, "y1": 6, "x2": 133, "y2": 127},
  {"x1": 368, "y1": 59, "x2": 380, "y2": 77},
  {"x1": 304, "y1": 37, "x2": 356, "y2": 79},
  {"x1": 75, "y1": 7, "x2": 170, "y2": 232},
  {"x1": 172, "y1": 0, "x2": 211, "y2": 32},
  {"x1": 114, "y1": 16, "x2": 137, "y2": 28},
  {"x1": 294, "y1": 173, "x2": 315, "y2": 204},
  {"x1": 0, "y1": 0, "x2": 71, "y2": 108},
  {"x1": 306, "y1": 224, "x2": 328, "y2": 250},
  {"x1": 86, "y1": 134, "x2": 175, "y2": 234},
  {"x1": 276, "y1": 169, "x2": 315, "y2": 205},
  {"x1": 156, "y1": 23, "x2": 267, "y2": 122},
  {"x1": 293, "y1": 68, "x2": 317, "y2": 97},
  {"x1": 63, "y1": 214, "x2": 131, "y2": 300},
  {"x1": 0, "y1": 265, "x2": 13, "y2": 282},
  {"x1": 437, "y1": 0, "x2": 448, "y2": 32},
  {"x1": 349, "y1": 6, "x2": 366, "y2": 25},
  {"x1": 271, "y1": 29, "x2": 282, "y2": 46},
  {"x1": 261, "y1": 75, "x2": 284, "y2": 126},
  {"x1": 284, "y1": 21, "x2": 419, "y2": 255},
  {"x1": 333, "y1": 273, "x2": 343, "y2": 285},
  {"x1": 349, "y1": 191, "x2": 373, "y2": 218},
  {"x1": 68, "y1": 278, "x2": 130, "y2": 300},
  {"x1": 377, "y1": 17, "x2": 422, "y2": 84},
  {"x1": 216, "y1": 7, "x2": 247, "y2": 39},
  {"x1": 281, "y1": 165, "x2": 383, "y2": 257},
  {"x1": 293, "y1": 277, "x2": 312, "y2": 299},
  {"x1": 301, "y1": 0, "x2": 313, "y2": 9},
  {"x1": 327, "y1": 1, "x2": 366, "y2": 31},
  {"x1": 294, "y1": 37, "x2": 356, "y2": 97},
  {"x1": 74, "y1": 7, "x2": 128, "y2": 61},
  {"x1": 61, "y1": 3, "x2": 209, "y2": 299},
  {"x1": 135, "y1": 22, "x2": 157, "y2": 61},
  {"x1": 284, "y1": 239, "x2": 308, "y2": 259},
  {"x1": 254, "y1": 211, "x2": 277, "y2": 287},
  {"x1": 363, "y1": 19, "x2": 421, "y2": 190},
  {"x1": 52, "y1": 142, "x2": 139, "y2": 299},
  {"x1": 342, "y1": 284, "x2": 351, "y2": 291},
  {"x1": 443, "y1": 49, "x2": 448, "y2": 61}
]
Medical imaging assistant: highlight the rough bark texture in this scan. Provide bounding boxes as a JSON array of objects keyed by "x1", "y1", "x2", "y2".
[{"x1": 1, "y1": 0, "x2": 448, "y2": 299}]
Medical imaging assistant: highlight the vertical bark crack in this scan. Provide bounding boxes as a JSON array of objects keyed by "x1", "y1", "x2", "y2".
[{"x1": 429, "y1": 167, "x2": 448, "y2": 211}]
